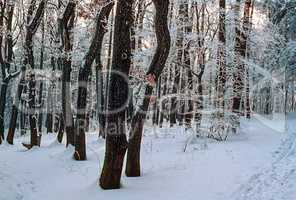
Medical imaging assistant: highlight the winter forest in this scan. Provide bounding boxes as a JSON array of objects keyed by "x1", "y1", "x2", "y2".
[{"x1": 0, "y1": 0, "x2": 296, "y2": 199}]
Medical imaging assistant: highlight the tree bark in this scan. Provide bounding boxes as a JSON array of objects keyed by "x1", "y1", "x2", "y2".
[
  {"x1": 7, "y1": 0, "x2": 45, "y2": 145},
  {"x1": 193, "y1": 2, "x2": 206, "y2": 130},
  {"x1": 73, "y1": 2, "x2": 114, "y2": 161},
  {"x1": 232, "y1": 0, "x2": 252, "y2": 115},
  {"x1": 99, "y1": 0, "x2": 134, "y2": 189},
  {"x1": 125, "y1": 0, "x2": 171, "y2": 177},
  {"x1": 216, "y1": 0, "x2": 226, "y2": 112},
  {"x1": 183, "y1": 1, "x2": 193, "y2": 128},
  {"x1": 60, "y1": 2, "x2": 76, "y2": 146},
  {"x1": 0, "y1": 1, "x2": 15, "y2": 144},
  {"x1": 26, "y1": 0, "x2": 46, "y2": 148},
  {"x1": 38, "y1": 17, "x2": 45, "y2": 133}
]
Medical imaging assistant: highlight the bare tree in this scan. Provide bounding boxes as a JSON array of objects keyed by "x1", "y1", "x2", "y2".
[
  {"x1": 0, "y1": 1, "x2": 18, "y2": 144},
  {"x1": 99, "y1": 0, "x2": 134, "y2": 189},
  {"x1": 125, "y1": 0, "x2": 171, "y2": 177},
  {"x1": 73, "y1": 1, "x2": 114, "y2": 161},
  {"x1": 7, "y1": 0, "x2": 45, "y2": 146},
  {"x1": 232, "y1": 0, "x2": 253, "y2": 127},
  {"x1": 216, "y1": 0, "x2": 226, "y2": 114},
  {"x1": 57, "y1": 1, "x2": 76, "y2": 146}
]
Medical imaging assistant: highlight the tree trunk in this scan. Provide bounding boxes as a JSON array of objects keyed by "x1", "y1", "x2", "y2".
[
  {"x1": 183, "y1": 1, "x2": 193, "y2": 128},
  {"x1": 95, "y1": 55, "x2": 105, "y2": 137},
  {"x1": 46, "y1": 54, "x2": 55, "y2": 134},
  {"x1": 0, "y1": 82, "x2": 8, "y2": 143},
  {"x1": 160, "y1": 74, "x2": 168, "y2": 127},
  {"x1": 0, "y1": 1, "x2": 4, "y2": 144},
  {"x1": 125, "y1": 0, "x2": 171, "y2": 177},
  {"x1": 38, "y1": 17, "x2": 45, "y2": 133},
  {"x1": 0, "y1": 2, "x2": 15, "y2": 144},
  {"x1": 217, "y1": 0, "x2": 226, "y2": 112},
  {"x1": 7, "y1": 0, "x2": 45, "y2": 146},
  {"x1": 73, "y1": 2, "x2": 114, "y2": 161},
  {"x1": 232, "y1": 0, "x2": 252, "y2": 115},
  {"x1": 194, "y1": 2, "x2": 205, "y2": 130},
  {"x1": 60, "y1": 2, "x2": 76, "y2": 146},
  {"x1": 26, "y1": 1, "x2": 46, "y2": 148},
  {"x1": 245, "y1": 0, "x2": 254, "y2": 119},
  {"x1": 99, "y1": 0, "x2": 134, "y2": 189},
  {"x1": 176, "y1": 2, "x2": 187, "y2": 126}
]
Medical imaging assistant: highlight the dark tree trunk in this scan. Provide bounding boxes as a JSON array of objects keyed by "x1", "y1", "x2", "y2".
[
  {"x1": 176, "y1": 2, "x2": 187, "y2": 126},
  {"x1": 73, "y1": 2, "x2": 114, "y2": 161},
  {"x1": 57, "y1": 113, "x2": 64, "y2": 143},
  {"x1": 46, "y1": 56, "x2": 55, "y2": 134},
  {"x1": 95, "y1": 56, "x2": 106, "y2": 137},
  {"x1": 217, "y1": 0, "x2": 226, "y2": 112},
  {"x1": 0, "y1": 2, "x2": 15, "y2": 144},
  {"x1": 38, "y1": 18, "x2": 45, "y2": 133},
  {"x1": 0, "y1": 1, "x2": 4, "y2": 144},
  {"x1": 0, "y1": 82, "x2": 8, "y2": 143},
  {"x1": 26, "y1": 0, "x2": 46, "y2": 148},
  {"x1": 46, "y1": 99, "x2": 53, "y2": 134},
  {"x1": 100, "y1": 7, "x2": 115, "y2": 139},
  {"x1": 232, "y1": 0, "x2": 252, "y2": 115},
  {"x1": 99, "y1": 0, "x2": 134, "y2": 189},
  {"x1": 7, "y1": 0, "x2": 45, "y2": 146},
  {"x1": 152, "y1": 87, "x2": 158, "y2": 125},
  {"x1": 183, "y1": 1, "x2": 193, "y2": 128},
  {"x1": 159, "y1": 75, "x2": 168, "y2": 128},
  {"x1": 245, "y1": 1, "x2": 254, "y2": 119},
  {"x1": 125, "y1": 0, "x2": 171, "y2": 177},
  {"x1": 152, "y1": 78, "x2": 161, "y2": 126},
  {"x1": 60, "y1": 2, "x2": 76, "y2": 146}
]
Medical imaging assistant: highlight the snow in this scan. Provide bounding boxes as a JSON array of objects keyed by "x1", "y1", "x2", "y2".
[
  {"x1": 233, "y1": 113, "x2": 296, "y2": 200},
  {"x1": 254, "y1": 113, "x2": 286, "y2": 133},
  {"x1": 0, "y1": 117, "x2": 292, "y2": 200}
]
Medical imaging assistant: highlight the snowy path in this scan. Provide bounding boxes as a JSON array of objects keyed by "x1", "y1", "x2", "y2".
[
  {"x1": 232, "y1": 114, "x2": 296, "y2": 200},
  {"x1": 0, "y1": 119, "x2": 285, "y2": 200}
]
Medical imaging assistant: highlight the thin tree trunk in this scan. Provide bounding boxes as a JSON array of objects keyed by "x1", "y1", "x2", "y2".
[
  {"x1": 46, "y1": 56, "x2": 55, "y2": 134},
  {"x1": 176, "y1": 2, "x2": 187, "y2": 126},
  {"x1": 217, "y1": 0, "x2": 226, "y2": 113},
  {"x1": 183, "y1": 0, "x2": 193, "y2": 128},
  {"x1": 194, "y1": 2, "x2": 205, "y2": 130},
  {"x1": 0, "y1": 1, "x2": 4, "y2": 144},
  {"x1": 160, "y1": 74, "x2": 168, "y2": 128},
  {"x1": 38, "y1": 17, "x2": 45, "y2": 133},
  {"x1": 245, "y1": 0, "x2": 254, "y2": 119},
  {"x1": 60, "y1": 2, "x2": 76, "y2": 146}
]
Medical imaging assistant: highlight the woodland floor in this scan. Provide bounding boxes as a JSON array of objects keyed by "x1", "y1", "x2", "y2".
[{"x1": 0, "y1": 115, "x2": 295, "y2": 200}]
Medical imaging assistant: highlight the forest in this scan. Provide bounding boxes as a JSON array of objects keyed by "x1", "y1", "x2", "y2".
[{"x1": 0, "y1": 0, "x2": 296, "y2": 199}]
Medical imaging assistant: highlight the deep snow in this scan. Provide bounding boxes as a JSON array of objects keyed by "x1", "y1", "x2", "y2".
[{"x1": 0, "y1": 116, "x2": 292, "y2": 200}]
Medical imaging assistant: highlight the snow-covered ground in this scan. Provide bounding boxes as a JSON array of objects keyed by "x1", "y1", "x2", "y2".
[
  {"x1": 0, "y1": 116, "x2": 293, "y2": 200},
  {"x1": 233, "y1": 113, "x2": 296, "y2": 200}
]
